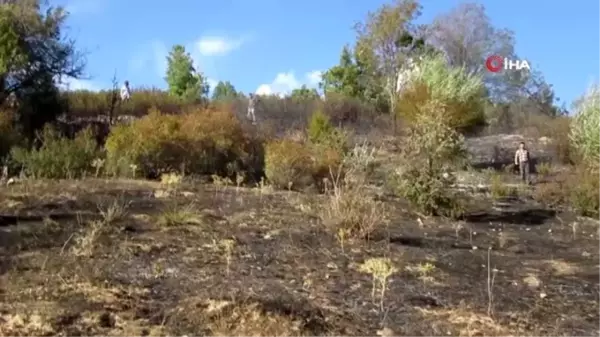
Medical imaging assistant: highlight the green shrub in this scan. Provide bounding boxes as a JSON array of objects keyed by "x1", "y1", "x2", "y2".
[
  {"x1": 489, "y1": 173, "x2": 516, "y2": 199},
  {"x1": 307, "y1": 108, "x2": 348, "y2": 152},
  {"x1": 393, "y1": 112, "x2": 469, "y2": 218},
  {"x1": 570, "y1": 83, "x2": 600, "y2": 168},
  {"x1": 397, "y1": 54, "x2": 487, "y2": 133},
  {"x1": 10, "y1": 125, "x2": 100, "y2": 179},
  {"x1": 308, "y1": 109, "x2": 334, "y2": 143},
  {"x1": 104, "y1": 108, "x2": 259, "y2": 178}
]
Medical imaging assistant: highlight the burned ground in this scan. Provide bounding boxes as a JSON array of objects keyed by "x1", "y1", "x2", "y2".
[{"x1": 0, "y1": 150, "x2": 598, "y2": 337}]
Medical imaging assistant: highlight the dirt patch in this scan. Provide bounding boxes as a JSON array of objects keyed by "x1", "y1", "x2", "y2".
[{"x1": 0, "y1": 178, "x2": 598, "y2": 336}]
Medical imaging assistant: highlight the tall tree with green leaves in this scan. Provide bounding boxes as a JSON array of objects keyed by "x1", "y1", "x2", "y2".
[
  {"x1": 320, "y1": 46, "x2": 363, "y2": 98},
  {"x1": 353, "y1": 0, "x2": 422, "y2": 130},
  {"x1": 291, "y1": 85, "x2": 319, "y2": 101},
  {"x1": 165, "y1": 45, "x2": 209, "y2": 102},
  {"x1": 211, "y1": 80, "x2": 238, "y2": 101},
  {"x1": 0, "y1": 0, "x2": 84, "y2": 139}
]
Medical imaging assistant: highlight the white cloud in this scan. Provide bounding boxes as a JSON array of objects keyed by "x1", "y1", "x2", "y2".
[
  {"x1": 57, "y1": 77, "x2": 101, "y2": 91},
  {"x1": 129, "y1": 35, "x2": 248, "y2": 80},
  {"x1": 195, "y1": 36, "x2": 245, "y2": 57},
  {"x1": 306, "y1": 70, "x2": 323, "y2": 86},
  {"x1": 255, "y1": 71, "x2": 322, "y2": 96},
  {"x1": 206, "y1": 77, "x2": 218, "y2": 91}
]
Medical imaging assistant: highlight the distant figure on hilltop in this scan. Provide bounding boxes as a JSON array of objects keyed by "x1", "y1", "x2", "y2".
[
  {"x1": 120, "y1": 80, "x2": 131, "y2": 102},
  {"x1": 247, "y1": 93, "x2": 257, "y2": 125},
  {"x1": 514, "y1": 141, "x2": 531, "y2": 184}
]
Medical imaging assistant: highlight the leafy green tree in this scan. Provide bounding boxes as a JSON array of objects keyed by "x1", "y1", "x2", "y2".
[
  {"x1": 321, "y1": 46, "x2": 363, "y2": 98},
  {"x1": 291, "y1": 85, "x2": 319, "y2": 101},
  {"x1": 165, "y1": 45, "x2": 209, "y2": 102},
  {"x1": 398, "y1": 53, "x2": 487, "y2": 132},
  {"x1": 0, "y1": 0, "x2": 83, "y2": 140},
  {"x1": 394, "y1": 107, "x2": 468, "y2": 217},
  {"x1": 353, "y1": 0, "x2": 422, "y2": 129},
  {"x1": 211, "y1": 80, "x2": 238, "y2": 101}
]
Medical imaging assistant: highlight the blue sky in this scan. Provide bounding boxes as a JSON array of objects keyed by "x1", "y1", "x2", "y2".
[{"x1": 56, "y1": 0, "x2": 598, "y2": 107}]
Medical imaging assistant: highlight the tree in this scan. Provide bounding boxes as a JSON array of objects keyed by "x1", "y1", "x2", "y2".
[
  {"x1": 320, "y1": 46, "x2": 363, "y2": 98},
  {"x1": 165, "y1": 45, "x2": 209, "y2": 102},
  {"x1": 0, "y1": 0, "x2": 84, "y2": 139},
  {"x1": 425, "y1": 2, "x2": 551, "y2": 105},
  {"x1": 353, "y1": 0, "x2": 422, "y2": 130},
  {"x1": 426, "y1": 1, "x2": 564, "y2": 131},
  {"x1": 393, "y1": 104, "x2": 468, "y2": 217},
  {"x1": 291, "y1": 85, "x2": 319, "y2": 101},
  {"x1": 397, "y1": 53, "x2": 487, "y2": 132},
  {"x1": 211, "y1": 80, "x2": 238, "y2": 101}
]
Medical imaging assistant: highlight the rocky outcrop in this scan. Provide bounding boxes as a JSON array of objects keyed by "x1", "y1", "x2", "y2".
[{"x1": 465, "y1": 134, "x2": 555, "y2": 170}]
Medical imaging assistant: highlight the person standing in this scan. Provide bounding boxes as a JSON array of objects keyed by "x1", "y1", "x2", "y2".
[
  {"x1": 120, "y1": 80, "x2": 131, "y2": 102},
  {"x1": 247, "y1": 93, "x2": 257, "y2": 124},
  {"x1": 514, "y1": 142, "x2": 531, "y2": 184}
]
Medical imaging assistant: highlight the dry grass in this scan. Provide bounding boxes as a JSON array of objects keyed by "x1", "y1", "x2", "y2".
[
  {"x1": 0, "y1": 162, "x2": 597, "y2": 336},
  {"x1": 208, "y1": 301, "x2": 310, "y2": 336},
  {"x1": 156, "y1": 203, "x2": 205, "y2": 226}
]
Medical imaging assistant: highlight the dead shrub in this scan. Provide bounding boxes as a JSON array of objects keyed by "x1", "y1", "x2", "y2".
[
  {"x1": 209, "y1": 303, "x2": 307, "y2": 336},
  {"x1": 104, "y1": 108, "x2": 262, "y2": 178},
  {"x1": 264, "y1": 138, "x2": 315, "y2": 190},
  {"x1": 65, "y1": 87, "x2": 184, "y2": 118},
  {"x1": 533, "y1": 166, "x2": 599, "y2": 216},
  {"x1": 568, "y1": 167, "x2": 599, "y2": 217},
  {"x1": 533, "y1": 181, "x2": 567, "y2": 208},
  {"x1": 521, "y1": 115, "x2": 574, "y2": 165},
  {"x1": 321, "y1": 164, "x2": 386, "y2": 240}
]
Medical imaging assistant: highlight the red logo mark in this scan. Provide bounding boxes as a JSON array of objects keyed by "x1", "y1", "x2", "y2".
[{"x1": 485, "y1": 55, "x2": 504, "y2": 73}]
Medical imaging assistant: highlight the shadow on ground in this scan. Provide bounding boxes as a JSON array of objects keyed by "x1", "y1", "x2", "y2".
[{"x1": 461, "y1": 208, "x2": 556, "y2": 226}]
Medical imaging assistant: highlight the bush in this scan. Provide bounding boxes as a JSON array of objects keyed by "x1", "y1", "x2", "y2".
[
  {"x1": 393, "y1": 112, "x2": 468, "y2": 217},
  {"x1": 569, "y1": 167, "x2": 599, "y2": 217},
  {"x1": 321, "y1": 175, "x2": 386, "y2": 240},
  {"x1": 570, "y1": 83, "x2": 600, "y2": 168},
  {"x1": 10, "y1": 125, "x2": 100, "y2": 179},
  {"x1": 489, "y1": 173, "x2": 516, "y2": 199},
  {"x1": 105, "y1": 108, "x2": 261, "y2": 178},
  {"x1": 397, "y1": 54, "x2": 486, "y2": 133},
  {"x1": 264, "y1": 139, "x2": 314, "y2": 189},
  {"x1": 320, "y1": 142, "x2": 385, "y2": 240},
  {"x1": 533, "y1": 180, "x2": 566, "y2": 208},
  {"x1": 64, "y1": 88, "x2": 184, "y2": 118},
  {"x1": 264, "y1": 136, "x2": 346, "y2": 191},
  {"x1": 533, "y1": 167, "x2": 599, "y2": 217},
  {"x1": 520, "y1": 115, "x2": 574, "y2": 165},
  {"x1": 307, "y1": 108, "x2": 348, "y2": 152},
  {"x1": 0, "y1": 110, "x2": 21, "y2": 160},
  {"x1": 311, "y1": 144, "x2": 344, "y2": 186}
]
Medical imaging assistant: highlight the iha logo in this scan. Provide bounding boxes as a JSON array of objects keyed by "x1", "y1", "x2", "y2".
[{"x1": 485, "y1": 55, "x2": 530, "y2": 73}]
